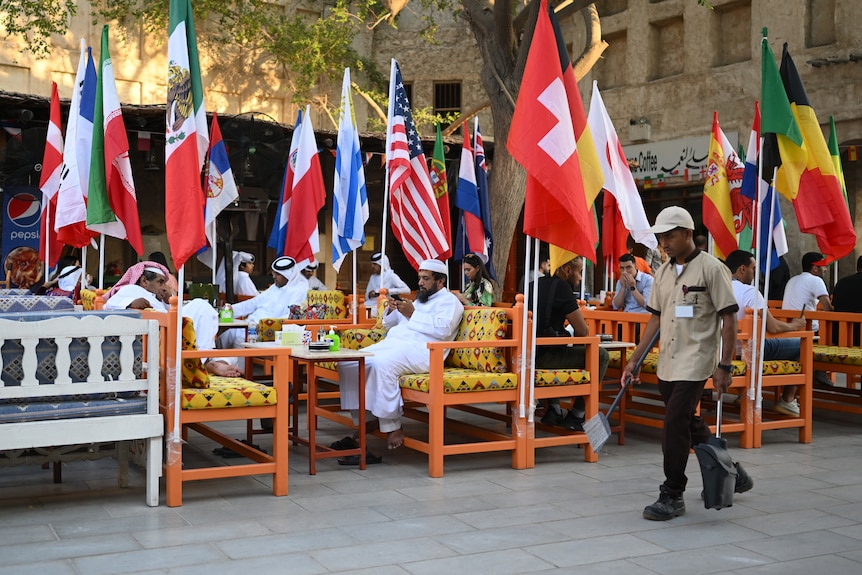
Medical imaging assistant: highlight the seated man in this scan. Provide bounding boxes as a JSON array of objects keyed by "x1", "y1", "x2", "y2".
[
  {"x1": 531, "y1": 256, "x2": 610, "y2": 430},
  {"x1": 301, "y1": 260, "x2": 326, "y2": 291},
  {"x1": 365, "y1": 253, "x2": 410, "y2": 316},
  {"x1": 612, "y1": 253, "x2": 653, "y2": 313},
  {"x1": 104, "y1": 261, "x2": 241, "y2": 377},
  {"x1": 338, "y1": 259, "x2": 463, "y2": 454},
  {"x1": 725, "y1": 250, "x2": 807, "y2": 416},
  {"x1": 218, "y1": 256, "x2": 309, "y2": 350}
]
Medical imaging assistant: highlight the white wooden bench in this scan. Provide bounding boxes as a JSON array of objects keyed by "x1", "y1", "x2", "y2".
[{"x1": 0, "y1": 314, "x2": 162, "y2": 506}]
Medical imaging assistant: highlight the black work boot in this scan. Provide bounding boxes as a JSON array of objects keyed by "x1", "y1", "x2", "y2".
[
  {"x1": 643, "y1": 488, "x2": 685, "y2": 521},
  {"x1": 734, "y1": 462, "x2": 754, "y2": 493}
]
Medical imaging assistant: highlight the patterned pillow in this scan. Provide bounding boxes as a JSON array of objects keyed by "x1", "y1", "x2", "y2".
[
  {"x1": 446, "y1": 308, "x2": 508, "y2": 373},
  {"x1": 307, "y1": 290, "x2": 347, "y2": 319},
  {"x1": 181, "y1": 317, "x2": 210, "y2": 389},
  {"x1": 286, "y1": 304, "x2": 329, "y2": 320}
]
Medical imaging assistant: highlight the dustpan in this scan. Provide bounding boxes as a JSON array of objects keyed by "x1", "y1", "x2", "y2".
[{"x1": 694, "y1": 397, "x2": 738, "y2": 510}]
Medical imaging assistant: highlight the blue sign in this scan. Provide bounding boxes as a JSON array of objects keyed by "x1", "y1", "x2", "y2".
[{"x1": 2, "y1": 185, "x2": 43, "y2": 288}]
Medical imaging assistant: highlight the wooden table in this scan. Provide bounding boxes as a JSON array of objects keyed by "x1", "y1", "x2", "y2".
[
  {"x1": 288, "y1": 348, "x2": 374, "y2": 474},
  {"x1": 217, "y1": 319, "x2": 248, "y2": 337}
]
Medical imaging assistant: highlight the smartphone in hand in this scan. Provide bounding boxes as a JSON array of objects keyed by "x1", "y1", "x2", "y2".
[{"x1": 391, "y1": 294, "x2": 403, "y2": 301}]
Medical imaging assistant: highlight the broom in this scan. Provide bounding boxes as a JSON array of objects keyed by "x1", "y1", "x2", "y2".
[{"x1": 584, "y1": 328, "x2": 660, "y2": 452}]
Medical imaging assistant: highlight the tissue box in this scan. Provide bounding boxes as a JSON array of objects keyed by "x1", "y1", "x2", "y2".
[{"x1": 279, "y1": 331, "x2": 303, "y2": 346}]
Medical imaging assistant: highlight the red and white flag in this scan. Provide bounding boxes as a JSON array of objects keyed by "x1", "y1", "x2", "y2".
[
  {"x1": 282, "y1": 105, "x2": 326, "y2": 266},
  {"x1": 506, "y1": 0, "x2": 594, "y2": 262},
  {"x1": 39, "y1": 82, "x2": 64, "y2": 268},
  {"x1": 385, "y1": 59, "x2": 449, "y2": 269}
]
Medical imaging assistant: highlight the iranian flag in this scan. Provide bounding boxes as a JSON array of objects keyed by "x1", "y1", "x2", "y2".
[
  {"x1": 86, "y1": 25, "x2": 143, "y2": 255},
  {"x1": 165, "y1": 0, "x2": 208, "y2": 268}
]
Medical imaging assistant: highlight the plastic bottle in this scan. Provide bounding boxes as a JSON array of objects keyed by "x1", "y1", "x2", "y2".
[
  {"x1": 219, "y1": 303, "x2": 233, "y2": 323},
  {"x1": 247, "y1": 322, "x2": 258, "y2": 343},
  {"x1": 325, "y1": 326, "x2": 340, "y2": 351},
  {"x1": 317, "y1": 326, "x2": 326, "y2": 342}
]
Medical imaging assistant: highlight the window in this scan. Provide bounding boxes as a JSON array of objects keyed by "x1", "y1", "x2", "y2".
[
  {"x1": 434, "y1": 81, "x2": 461, "y2": 132},
  {"x1": 594, "y1": 31, "x2": 627, "y2": 89},
  {"x1": 648, "y1": 17, "x2": 684, "y2": 80},
  {"x1": 806, "y1": 0, "x2": 836, "y2": 47},
  {"x1": 711, "y1": 1, "x2": 751, "y2": 67}
]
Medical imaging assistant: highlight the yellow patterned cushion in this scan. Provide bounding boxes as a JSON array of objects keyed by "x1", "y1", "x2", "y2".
[
  {"x1": 307, "y1": 290, "x2": 347, "y2": 319},
  {"x1": 446, "y1": 308, "x2": 508, "y2": 373},
  {"x1": 80, "y1": 288, "x2": 97, "y2": 310},
  {"x1": 761, "y1": 360, "x2": 801, "y2": 375},
  {"x1": 607, "y1": 349, "x2": 623, "y2": 369},
  {"x1": 399, "y1": 368, "x2": 518, "y2": 393},
  {"x1": 341, "y1": 328, "x2": 387, "y2": 349},
  {"x1": 814, "y1": 345, "x2": 862, "y2": 366},
  {"x1": 535, "y1": 369, "x2": 591, "y2": 387},
  {"x1": 181, "y1": 317, "x2": 210, "y2": 389},
  {"x1": 257, "y1": 318, "x2": 283, "y2": 342},
  {"x1": 181, "y1": 376, "x2": 277, "y2": 409}
]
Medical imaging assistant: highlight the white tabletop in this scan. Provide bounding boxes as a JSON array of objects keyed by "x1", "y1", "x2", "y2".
[{"x1": 289, "y1": 348, "x2": 374, "y2": 361}]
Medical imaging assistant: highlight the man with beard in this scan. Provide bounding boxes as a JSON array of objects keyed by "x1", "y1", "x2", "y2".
[{"x1": 336, "y1": 259, "x2": 463, "y2": 456}]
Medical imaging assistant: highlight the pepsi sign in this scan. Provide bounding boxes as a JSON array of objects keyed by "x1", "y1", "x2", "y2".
[{"x1": 2, "y1": 185, "x2": 42, "y2": 266}]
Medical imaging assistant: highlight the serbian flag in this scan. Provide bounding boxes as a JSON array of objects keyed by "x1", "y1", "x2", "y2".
[
  {"x1": 268, "y1": 110, "x2": 302, "y2": 256},
  {"x1": 38, "y1": 82, "x2": 64, "y2": 268},
  {"x1": 86, "y1": 25, "x2": 143, "y2": 255},
  {"x1": 507, "y1": 0, "x2": 595, "y2": 264},
  {"x1": 588, "y1": 81, "x2": 656, "y2": 263},
  {"x1": 771, "y1": 43, "x2": 855, "y2": 263},
  {"x1": 430, "y1": 123, "x2": 452, "y2": 260},
  {"x1": 702, "y1": 112, "x2": 737, "y2": 260},
  {"x1": 202, "y1": 112, "x2": 238, "y2": 252},
  {"x1": 455, "y1": 124, "x2": 484, "y2": 258},
  {"x1": 741, "y1": 102, "x2": 787, "y2": 272},
  {"x1": 165, "y1": 0, "x2": 208, "y2": 267},
  {"x1": 385, "y1": 59, "x2": 449, "y2": 269},
  {"x1": 282, "y1": 105, "x2": 325, "y2": 266},
  {"x1": 56, "y1": 39, "x2": 99, "y2": 249}
]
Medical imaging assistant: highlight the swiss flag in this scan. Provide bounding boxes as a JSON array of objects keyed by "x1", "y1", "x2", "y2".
[{"x1": 507, "y1": 0, "x2": 595, "y2": 262}]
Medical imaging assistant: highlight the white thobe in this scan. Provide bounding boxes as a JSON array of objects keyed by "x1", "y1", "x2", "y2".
[
  {"x1": 364, "y1": 270, "x2": 411, "y2": 311},
  {"x1": 105, "y1": 286, "x2": 219, "y2": 350},
  {"x1": 306, "y1": 276, "x2": 326, "y2": 291},
  {"x1": 338, "y1": 288, "x2": 463, "y2": 431},
  {"x1": 234, "y1": 271, "x2": 259, "y2": 297},
  {"x1": 219, "y1": 276, "x2": 309, "y2": 349}
]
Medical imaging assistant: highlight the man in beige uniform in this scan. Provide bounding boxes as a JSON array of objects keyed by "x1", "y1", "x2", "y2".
[{"x1": 622, "y1": 207, "x2": 753, "y2": 521}]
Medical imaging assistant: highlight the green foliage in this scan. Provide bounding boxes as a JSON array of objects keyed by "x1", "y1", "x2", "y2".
[{"x1": 0, "y1": 0, "x2": 78, "y2": 59}]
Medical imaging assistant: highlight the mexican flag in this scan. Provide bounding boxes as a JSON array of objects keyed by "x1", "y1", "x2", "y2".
[{"x1": 165, "y1": 0, "x2": 208, "y2": 268}]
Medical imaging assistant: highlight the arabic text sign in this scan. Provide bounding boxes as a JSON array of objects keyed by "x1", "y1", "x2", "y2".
[{"x1": 623, "y1": 133, "x2": 739, "y2": 181}]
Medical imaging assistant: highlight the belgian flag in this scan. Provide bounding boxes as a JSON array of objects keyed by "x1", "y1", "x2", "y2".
[{"x1": 763, "y1": 40, "x2": 855, "y2": 264}]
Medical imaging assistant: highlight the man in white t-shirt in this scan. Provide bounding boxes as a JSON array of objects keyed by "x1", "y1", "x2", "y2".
[
  {"x1": 725, "y1": 250, "x2": 807, "y2": 416},
  {"x1": 782, "y1": 252, "x2": 833, "y2": 333},
  {"x1": 782, "y1": 252, "x2": 835, "y2": 388}
]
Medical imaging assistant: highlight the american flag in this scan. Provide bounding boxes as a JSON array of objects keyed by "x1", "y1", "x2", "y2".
[{"x1": 386, "y1": 59, "x2": 449, "y2": 269}]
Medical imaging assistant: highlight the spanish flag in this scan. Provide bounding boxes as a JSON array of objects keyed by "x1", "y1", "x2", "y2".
[
  {"x1": 702, "y1": 112, "x2": 737, "y2": 260},
  {"x1": 777, "y1": 44, "x2": 855, "y2": 264}
]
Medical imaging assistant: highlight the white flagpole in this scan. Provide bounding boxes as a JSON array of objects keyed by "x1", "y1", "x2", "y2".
[
  {"x1": 210, "y1": 221, "x2": 217, "y2": 285},
  {"x1": 352, "y1": 251, "x2": 358, "y2": 323},
  {"x1": 167, "y1": 266, "x2": 186, "y2": 466},
  {"x1": 380, "y1": 59, "x2": 397, "y2": 270},
  {"x1": 518, "y1": 235, "x2": 534, "y2": 420},
  {"x1": 98, "y1": 233, "x2": 105, "y2": 289},
  {"x1": 756, "y1": 167, "x2": 780, "y2": 413}
]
